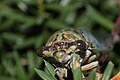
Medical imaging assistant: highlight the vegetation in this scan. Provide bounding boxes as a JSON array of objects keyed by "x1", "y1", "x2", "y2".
[
  {"x1": 35, "y1": 54, "x2": 114, "y2": 80},
  {"x1": 0, "y1": 0, "x2": 119, "y2": 80}
]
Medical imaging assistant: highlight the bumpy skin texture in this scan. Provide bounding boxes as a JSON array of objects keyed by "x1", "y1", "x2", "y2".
[{"x1": 38, "y1": 28, "x2": 107, "y2": 70}]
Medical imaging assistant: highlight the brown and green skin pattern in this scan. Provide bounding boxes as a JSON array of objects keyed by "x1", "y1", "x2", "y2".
[{"x1": 38, "y1": 29, "x2": 98, "y2": 68}]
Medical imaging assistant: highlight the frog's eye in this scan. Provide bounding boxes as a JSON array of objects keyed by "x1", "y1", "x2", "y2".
[
  {"x1": 54, "y1": 51, "x2": 64, "y2": 59},
  {"x1": 76, "y1": 40, "x2": 86, "y2": 50}
]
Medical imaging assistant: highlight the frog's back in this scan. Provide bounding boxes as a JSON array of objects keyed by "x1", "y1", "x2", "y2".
[{"x1": 46, "y1": 28, "x2": 86, "y2": 47}]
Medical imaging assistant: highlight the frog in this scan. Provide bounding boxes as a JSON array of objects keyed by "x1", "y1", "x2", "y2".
[{"x1": 37, "y1": 28, "x2": 108, "y2": 79}]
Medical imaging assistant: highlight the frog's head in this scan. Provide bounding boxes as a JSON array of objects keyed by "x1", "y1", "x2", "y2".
[{"x1": 37, "y1": 40, "x2": 87, "y2": 64}]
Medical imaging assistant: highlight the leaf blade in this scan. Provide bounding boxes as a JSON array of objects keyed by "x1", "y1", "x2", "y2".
[
  {"x1": 34, "y1": 68, "x2": 52, "y2": 80},
  {"x1": 44, "y1": 60, "x2": 56, "y2": 78},
  {"x1": 86, "y1": 5, "x2": 115, "y2": 30},
  {"x1": 71, "y1": 54, "x2": 83, "y2": 80},
  {"x1": 102, "y1": 61, "x2": 114, "y2": 80}
]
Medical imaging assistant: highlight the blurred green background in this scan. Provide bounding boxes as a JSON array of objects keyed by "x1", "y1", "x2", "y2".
[{"x1": 0, "y1": 0, "x2": 120, "y2": 80}]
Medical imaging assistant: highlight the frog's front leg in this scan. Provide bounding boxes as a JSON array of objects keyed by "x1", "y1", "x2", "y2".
[
  {"x1": 55, "y1": 68, "x2": 67, "y2": 80},
  {"x1": 81, "y1": 61, "x2": 99, "y2": 71}
]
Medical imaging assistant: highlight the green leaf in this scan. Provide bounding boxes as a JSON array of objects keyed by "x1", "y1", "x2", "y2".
[
  {"x1": 87, "y1": 69, "x2": 96, "y2": 80},
  {"x1": 45, "y1": 4, "x2": 62, "y2": 12},
  {"x1": 14, "y1": 37, "x2": 35, "y2": 49},
  {"x1": 86, "y1": 5, "x2": 115, "y2": 30},
  {"x1": 95, "y1": 76, "x2": 102, "y2": 80},
  {"x1": 0, "y1": 18, "x2": 14, "y2": 31},
  {"x1": 2, "y1": 32, "x2": 24, "y2": 43},
  {"x1": 2, "y1": 60, "x2": 15, "y2": 76},
  {"x1": 46, "y1": 19, "x2": 68, "y2": 29},
  {"x1": 35, "y1": 31, "x2": 49, "y2": 49},
  {"x1": 27, "y1": 51, "x2": 43, "y2": 79},
  {"x1": 60, "y1": 3, "x2": 83, "y2": 21},
  {"x1": 27, "y1": 51, "x2": 35, "y2": 79},
  {"x1": 27, "y1": 51, "x2": 35, "y2": 72},
  {"x1": 34, "y1": 68, "x2": 56, "y2": 80},
  {"x1": 102, "y1": 61, "x2": 114, "y2": 80},
  {"x1": 0, "y1": 76, "x2": 16, "y2": 80},
  {"x1": 44, "y1": 60, "x2": 56, "y2": 78},
  {"x1": 74, "y1": 13, "x2": 94, "y2": 28},
  {"x1": 0, "y1": 4, "x2": 36, "y2": 23},
  {"x1": 95, "y1": 73, "x2": 102, "y2": 80},
  {"x1": 71, "y1": 54, "x2": 83, "y2": 80},
  {"x1": 13, "y1": 51, "x2": 27, "y2": 80}
]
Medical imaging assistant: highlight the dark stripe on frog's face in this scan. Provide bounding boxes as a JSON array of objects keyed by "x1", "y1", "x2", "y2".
[{"x1": 39, "y1": 40, "x2": 87, "y2": 57}]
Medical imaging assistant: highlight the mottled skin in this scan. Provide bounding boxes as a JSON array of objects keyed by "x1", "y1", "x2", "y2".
[{"x1": 37, "y1": 28, "x2": 107, "y2": 78}]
